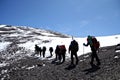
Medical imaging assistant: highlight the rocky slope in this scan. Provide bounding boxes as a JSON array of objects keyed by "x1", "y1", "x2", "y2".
[{"x1": 0, "y1": 45, "x2": 120, "y2": 80}]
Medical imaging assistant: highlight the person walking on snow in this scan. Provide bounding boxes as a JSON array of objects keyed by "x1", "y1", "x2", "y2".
[
  {"x1": 49, "y1": 47, "x2": 53, "y2": 57},
  {"x1": 42, "y1": 46, "x2": 46, "y2": 58},
  {"x1": 69, "y1": 39, "x2": 79, "y2": 65},
  {"x1": 83, "y1": 35, "x2": 101, "y2": 66}
]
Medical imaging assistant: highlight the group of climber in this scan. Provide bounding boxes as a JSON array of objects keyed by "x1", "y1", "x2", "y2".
[
  {"x1": 35, "y1": 45, "x2": 47, "y2": 58},
  {"x1": 35, "y1": 35, "x2": 101, "y2": 67},
  {"x1": 35, "y1": 45, "x2": 54, "y2": 58}
]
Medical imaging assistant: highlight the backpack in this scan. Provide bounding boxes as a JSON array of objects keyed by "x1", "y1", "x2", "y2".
[
  {"x1": 69, "y1": 40, "x2": 79, "y2": 51},
  {"x1": 59, "y1": 45, "x2": 66, "y2": 53},
  {"x1": 92, "y1": 37, "x2": 100, "y2": 50}
]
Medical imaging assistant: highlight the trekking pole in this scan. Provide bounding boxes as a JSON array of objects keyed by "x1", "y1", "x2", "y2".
[
  {"x1": 82, "y1": 44, "x2": 85, "y2": 65},
  {"x1": 83, "y1": 44, "x2": 84, "y2": 59}
]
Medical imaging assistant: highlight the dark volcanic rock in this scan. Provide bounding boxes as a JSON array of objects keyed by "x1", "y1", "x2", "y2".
[{"x1": 1, "y1": 45, "x2": 120, "y2": 80}]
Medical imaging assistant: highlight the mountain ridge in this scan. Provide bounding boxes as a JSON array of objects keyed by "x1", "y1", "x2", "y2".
[{"x1": 0, "y1": 24, "x2": 70, "y2": 38}]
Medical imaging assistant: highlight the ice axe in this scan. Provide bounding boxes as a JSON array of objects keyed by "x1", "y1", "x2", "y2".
[{"x1": 82, "y1": 43, "x2": 86, "y2": 61}]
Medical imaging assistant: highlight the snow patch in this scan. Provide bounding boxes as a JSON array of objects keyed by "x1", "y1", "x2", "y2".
[
  {"x1": 114, "y1": 56, "x2": 119, "y2": 59},
  {"x1": 0, "y1": 25, "x2": 6, "y2": 27},
  {"x1": 0, "y1": 63, "x2": 9, "y2": 67},
  {"x1": 0, "y1": 42, "x2": 11, "y2": 51},
  {"x1": 17, "y1": 35, "x2": 120, "y2": 60},
  {"x1": 26, "y1": 65, "x2": 36, "y2": 70},
  {"x1": 115, "y1": 50, "x2": 120, "y2": 53}
]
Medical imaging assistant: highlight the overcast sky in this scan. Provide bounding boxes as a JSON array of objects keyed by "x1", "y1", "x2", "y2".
[{"x1": 0, "y1": 0, "x2": 120, "y2": 37}]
